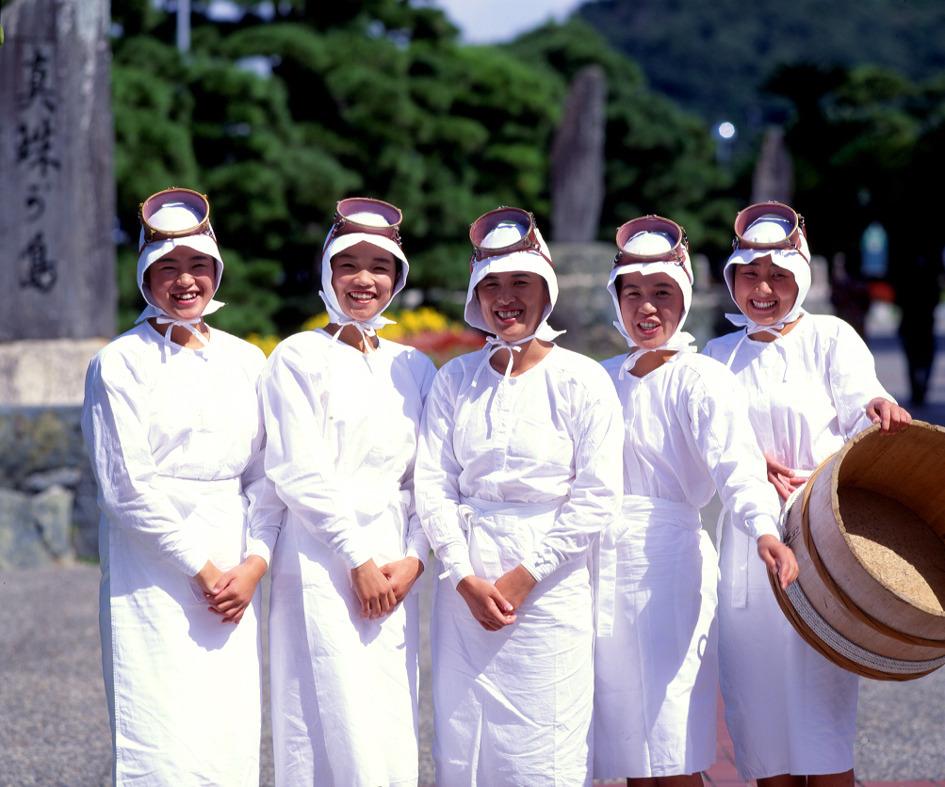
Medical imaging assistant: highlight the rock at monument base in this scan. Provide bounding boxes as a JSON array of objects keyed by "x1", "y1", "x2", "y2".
[
  {"x1": 32, "y1": 484, "x2": 74, "y2": 559},
  {"x1": 0, "y1": 406, "x2": 97, "y2": 564},
  {"x1": 0, "y1": 489, "x2": 48, "y2": 569}
]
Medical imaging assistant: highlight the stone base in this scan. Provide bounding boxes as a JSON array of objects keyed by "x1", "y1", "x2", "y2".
[
  {"x1": 0, "y1": 406, "x2": 97, "y2": 565},
  {"x1": 0, "y1": 338, "x2": 107, "y2": 406}
]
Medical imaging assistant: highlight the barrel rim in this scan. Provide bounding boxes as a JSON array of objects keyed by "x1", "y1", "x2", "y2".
[{"x1": 828, "y1": 420, "x2": 945, "y2": 619}]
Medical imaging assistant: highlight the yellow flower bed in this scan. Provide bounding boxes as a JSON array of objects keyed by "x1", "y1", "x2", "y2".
[{"x1": 246, "y1": 307, "x2": 467, "y2": 357}]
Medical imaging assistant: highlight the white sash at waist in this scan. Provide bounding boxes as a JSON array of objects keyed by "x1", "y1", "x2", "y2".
[
  {"x1": 455, "y1": 497, "x2": 562, "y2": 581},
  {"x1": 597, "y1": 493, "x2": 702, "y2": 638}
]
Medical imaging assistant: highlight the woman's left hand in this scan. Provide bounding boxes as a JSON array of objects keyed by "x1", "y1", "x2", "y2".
[
  {"x1": 494, "y1": 565, "x2": 538, "y2": 612},
  {"x1": 207, "y1": 555, "x2": 268, "y2": 624},
  {"x1": 378, "y1": 556, "x2": 425, "y2": 604},
  {"x1": 866, "y1": 397, "x2": 912, "y2": 433}
]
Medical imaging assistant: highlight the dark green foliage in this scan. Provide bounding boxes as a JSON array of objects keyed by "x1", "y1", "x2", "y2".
[
  {"x1": 110, "y1": 0, "x2": 731, "y2": 332},
  {"x1": 578, "y1": 0, "x2": 945, "y2": 135}
]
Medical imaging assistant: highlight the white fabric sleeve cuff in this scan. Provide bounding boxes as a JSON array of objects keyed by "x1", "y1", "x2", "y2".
[
  {"x1": 177, "y1": 544, "x2": 211, "y2": 577},
  {"x1": 521, "y1": 553, "x2": 555, "y2": 583},
  {"x1": 343, "y1": 546, "x2": 374, "y2": 570},
  {"x1": 405, "y1": 523, "x2": 431, "y2": 565},
  {"x1": 243, "y1": 537, "x2": 272, "y2": 567},
  {"x1": 441, "y1": 543, "x2": 474, "y2": 588},
  {"x1": 748, "y1": 515, "x2": 781, "y2": 541},
  {"x1": 175, "y1": 512, "x2": 211, "y2": 576}
]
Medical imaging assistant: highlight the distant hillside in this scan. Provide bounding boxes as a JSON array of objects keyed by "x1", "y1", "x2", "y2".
[{"x1": 577, "y1": 0, "x2": 945, "y2": 133}]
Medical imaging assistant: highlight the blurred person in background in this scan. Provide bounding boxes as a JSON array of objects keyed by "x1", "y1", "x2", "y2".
[{"x1": 891, "y1": 235, "x2": 944, "y2": 406}]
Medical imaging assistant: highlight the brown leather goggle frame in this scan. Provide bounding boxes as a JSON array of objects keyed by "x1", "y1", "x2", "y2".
[
  {"x1": 139, "y1": 187, "x2": 215, "y2": 249},
  {"x1": 469, "y1": 206, "x2": 554, "y2": 271},
  {"x1": 612, "y1": 214, "x2": 692, "y2": 283},
  {"x1": 330, "y1": 197, "x2": 403, "y2": 246},
  {"x1": 732, "y1": 201, "x2": 809, "y2": 262}
]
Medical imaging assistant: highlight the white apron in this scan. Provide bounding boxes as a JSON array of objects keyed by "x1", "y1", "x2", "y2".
[
  {"x1": 432, "y1": 497, "x2": 594, "y2": 787},
  {"x1": 594, "y1": 494, "x2": 719, "y2": 779},
  {"x1": 269, "y1": 485, "x2": 421, "y2": 787},
  {"x1": 101, "y1": 474, "x2": 261, "y2": 786},
  {"x1": 718, "y1": 494, "x2": 857, "y2": 780}
]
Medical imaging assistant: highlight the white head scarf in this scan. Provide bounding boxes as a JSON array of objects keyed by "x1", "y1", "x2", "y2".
[
  {"x1": 464, "y1": 218, "x2": 564, "y2": 384},
  {"x1": 607, "y1": 229, "x2": 696, "y2": 378},
  {"x1": 319, "y1": 210, "x2": 409, "y2": 348},
  {"x1": 135, "y1": 198, "x2": 225, "y2": 354},
  {"x1": 723, "y1": 213, "x2": 811, "y2": 335}
]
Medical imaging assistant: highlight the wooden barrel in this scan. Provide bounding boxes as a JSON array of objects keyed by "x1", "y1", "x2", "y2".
[{"x1": 769, "y1": 421, "x2": 945, "y2": 681}]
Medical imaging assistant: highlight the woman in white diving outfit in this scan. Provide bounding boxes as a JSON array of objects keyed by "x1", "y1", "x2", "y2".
[
  {"x1": 261, "y1": 198, "x2": 436, "y2": 786},
  {"x1": 703, "y1": 202, "x2": 910, "y2": 787},
  {"x1": 415, "y1": 207, "x2": 623, "y2": 786},
  {"x1": 82, "y1": 187, "x2": 283, "y2": 785},
  {"x1": 592, "y1": 215, "x2": 799, "y2": 786}
]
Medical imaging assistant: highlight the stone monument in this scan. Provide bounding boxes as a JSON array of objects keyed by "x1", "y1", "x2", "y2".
[
  {"x1": 0, "y1": 0, "x2": 114, "y2": 567},
  {"x1": 0, "y1": 0, "x2": 115, "y2": 405},
  {"x1": 547, "y1": 66, "x2": 623, "y2": 356},
  {"x1": 751, "y1": 126, "x2": 793, "y2": 204},
  {"x1": 550, "y1": 65, "x2": 607, "y2": 243}
]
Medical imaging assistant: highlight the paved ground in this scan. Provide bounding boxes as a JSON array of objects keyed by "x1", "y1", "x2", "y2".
[{"x1": 1, "y1": 315, "x2": 943, "y2": 786}]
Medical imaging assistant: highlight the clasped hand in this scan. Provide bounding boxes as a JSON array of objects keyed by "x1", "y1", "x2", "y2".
[
  {"x1": 457, "y1": 565, "x2": 537, "y2": 632},
  {"x1": 352, "y1": 557, "x2": 424, "y2": 619},
  {"x1": 197, "y1": 555, "x2": 268, "y2": 625}
]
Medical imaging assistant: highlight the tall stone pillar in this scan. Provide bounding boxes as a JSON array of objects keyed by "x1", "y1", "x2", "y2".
[
  {"x1": 550, "y1": 65, "x2": 607, "y2": 243},
  {"x1": 751, "y1": 126, "x2": 794, "y2": 204},
  {"x1": 0, "y1": 0, "x2": 115, "y2": 404}
]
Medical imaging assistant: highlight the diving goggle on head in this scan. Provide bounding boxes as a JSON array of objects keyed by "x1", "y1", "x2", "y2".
[
  {"x1": 330, "y1": 197, "x2": 404, "y2": 247},
  {"x1": 613, "y1": 214, "x2": 692, "y2": 283},
  {"x1": 468, "y1": 206, "x2": 554, "y2": 271},
  {"x1": 732, "y1": 200, "x2": 809, "y2": 263},
  {"x1": 138, "y1": 187, "x2": 216, "y2": 250}
]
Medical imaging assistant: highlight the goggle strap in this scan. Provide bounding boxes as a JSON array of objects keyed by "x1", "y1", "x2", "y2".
[
  {"x1": 330, "y1": 213, "x2": 403, "y2": 247},
  {"x1": 468, "y1": 207, "x2": 553, "y2": 270}
]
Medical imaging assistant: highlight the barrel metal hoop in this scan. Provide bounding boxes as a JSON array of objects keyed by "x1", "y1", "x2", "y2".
[{"x1": 784, "y1": 581, "x2": 945, "y2": 676}]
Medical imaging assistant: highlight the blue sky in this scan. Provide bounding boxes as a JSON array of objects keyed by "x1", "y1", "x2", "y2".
[{"x1": 425, "y1": 0, "x2": 584, "y2": 43}]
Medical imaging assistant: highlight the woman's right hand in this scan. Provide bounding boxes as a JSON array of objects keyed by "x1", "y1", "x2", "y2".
[
  {"x1": 757, "y1": 534, "x2": 799, "y2": 589},
  {"x1": 193, "y1": 560, "x2": 224, "y2": 596},
  {"x1": 764, "y1": 453, "x2": 805, "y2": 501},
  {"x1": 456, "y1": 576, "x2": 516, "y2": 632},
  {"x1": 351, "y1": 559, "x2": 398, "y2": 619}
]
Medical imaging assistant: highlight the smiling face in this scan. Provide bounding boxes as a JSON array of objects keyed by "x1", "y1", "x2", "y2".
[
  {"x1": 617, "y1": 270, "x2": 684, "y2": 348},
  {"x1": 145, "y1": 246, "x2": 217, "y2": 321},
  {"x1": 731, "y1": 255, "x2": 799, "y2": 325},
  {"x1": 475, "y1": 270, "x2": 549, "y2": 342},
  {"x1": 330, "y1": 241, "x2": 398, "y2": 322}
]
